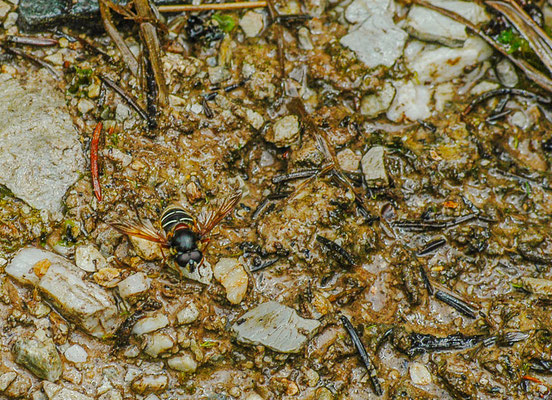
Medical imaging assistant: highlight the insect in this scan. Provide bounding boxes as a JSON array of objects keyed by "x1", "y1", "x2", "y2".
[{"x1": 110, "y1": 191, "x2": 242, "y2": 275}]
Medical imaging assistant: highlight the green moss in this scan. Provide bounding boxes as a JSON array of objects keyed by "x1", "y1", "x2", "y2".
[{"x1": 212, "y1": 13, "x2": 236, "y2": 33}]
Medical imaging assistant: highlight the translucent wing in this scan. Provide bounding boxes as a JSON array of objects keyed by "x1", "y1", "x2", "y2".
[
  {"x1": 109, "y1": 220, "x2": 169, "y2": 247},
  {"x1": 196, "y1": 191, "x2": 242, "y2": 237}
]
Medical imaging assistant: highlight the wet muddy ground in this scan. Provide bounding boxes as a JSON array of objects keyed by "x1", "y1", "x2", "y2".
[{"x1": 2, "y1": 0, "x2": 552, "y2": 399}]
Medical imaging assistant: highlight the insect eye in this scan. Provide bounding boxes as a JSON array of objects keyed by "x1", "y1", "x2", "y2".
[
  {"x1": 176, "y1": 252, "x2": 191, "y2": 268},
  {"x1": 190, "y1": 250, "x2": 202, "y2": 263}
]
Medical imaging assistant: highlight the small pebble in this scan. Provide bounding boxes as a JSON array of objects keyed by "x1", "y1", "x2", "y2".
[
  {"x1": 64, "y1": 344, "x2": 88, "y2": 363},
  {"x1": 239, "y1": 11, "x2": 264, "y2": 38},
  {"x1": 409, "y1": 362, "x2": 432, "y2": 385},
  {"x1": 77, "y1": 98, "x2": 95, "y2": 115},
  {"x1": 176, "y1": 302, "x2": 200, "y2": 325}
]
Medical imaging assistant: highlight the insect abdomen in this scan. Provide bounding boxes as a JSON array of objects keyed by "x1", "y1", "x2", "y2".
[{"x1": 160, "y1": 207, "x2": 194, "y2": 233}]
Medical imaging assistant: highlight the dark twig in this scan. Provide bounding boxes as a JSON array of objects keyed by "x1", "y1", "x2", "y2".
[
  {"x1": 1, "y1": 45, "x2": 62, "y2": 80},
  {"x1": 316, "y1": 235, "x2": 356, "y2": 268},
  {"x1": 419, "y1": 264, "x2": 434, "y2": 296},
  {"x1": 5, "y1": 35, "x2": 58, "y2": 46},
  {"x1": 393, "y1": 214, "x2": 479, "y2": 232},
  {"x1": 135, "y1": 0, "x2": 169, "y2": 108},
  {"x1": 251, "y1": 192, "x2": 290, "y2": 220},
  {"x1": 52, "y1": 30, "x2": 113, "y2": 61},
  {"x1": 202, "y1": 97, "x2": 214, "y2": 119},
  {"x1": 98, "y1": 74, "x2": 153, "y2": 125},
  {"x1": 417, "y1": 238, "x2": 447, "y2": 256},
  {"x1": 274, "y1": 14, "x2": 313, "y2": 25},
  {"x1": 463, "y1": 88, "x2": 551, "y2": 115},
  {"x1": 159, "y1": 1, "x2": 267, "y2": 12},
  {"x1": 435, "y1": 290, "x2": 478, "y2": 319},
  {"x1": 99, "y1": 0, "x2": 139, "y2": 77},
  {"x1": 272, "y1": 169, "x2": 319, "y2": 184},
  {"x1": 340, "y1": 315, "x2": 383, "y2": 396},
  {"x1": 250, "y1": 257, "x2": 279, "y2": 272}
]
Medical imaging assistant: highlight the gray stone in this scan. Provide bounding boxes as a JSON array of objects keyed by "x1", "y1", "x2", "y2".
[
  {"x1": 239, "y1": 10, "x2": 264, "y2": 38},
  {"x1": 12, "y1": 330, "x2": 62, "y2": 381},
  {"x1": 340, "y1": 14, "x2": 407, "y2": 69},
  {"x1": 345, "y1": 0, "x2": 392, "y2": 24},
  {"x1": 232, "y1": 301, "x2": 320, "y2": 353},
  {"x1": 360, "y1": 81, "x2": 396, "y2": 118},
  {"x1": 0, "y1": 73, "x2": 84, "y2": 215},
  {"x1": 6, "y1": 247, "x2": 123, "y2": 338},
  {"x1": 405, "y1": 0, "x2": 489, "y2": 47},
  {"x1": 361, "y1": 146, "x2": 389, "y2": 187},
  {"x1": 18, "y1": 0, "x2": 178, "y2": 31}
]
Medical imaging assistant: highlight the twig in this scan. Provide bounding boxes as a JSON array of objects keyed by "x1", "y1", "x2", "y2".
[
  {"x1": 340, "y1": 315, "x2": 383, "y2": 396},
  {"x1": 91, "y1": 122, "x2": 103, "y2": 202},
  {"x1": 272, "y1": 169, "x2": 319, "y2": 184},
  {"x1": 5, "y1": 36, "x2": 58, "y2": 46},
  {"x1": 417, "y1": 238, "x2": 447, "y2": 256},
  {"x1": 159, "y1": 1, "x2": 267, "y2": 12},
  {"x1": 316, "y1": 235, "x2": 356, "y2": 268},
  {"x1": 463, "y1": 88, "x2": 550, "y2": 115},
  {"x1": 99, "y1": 0, "x2": 139, "y2": 77},
  {"x1": 435, "y1": 290, "x2": 478, "y2": 319},
  {"x1": 98, "y1": 74, "x2": 153, "y2": 126},
  {"x1": 135, "y1": 0, "x2": 169, "y2": 109},
  {"x1": 1, "y1": 45, "x2": 62, "y2": 80}
]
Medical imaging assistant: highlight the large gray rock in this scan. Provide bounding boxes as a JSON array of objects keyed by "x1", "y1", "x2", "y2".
[
  {"x1": 6, "y1": 248, "x2": 123, "y2": 338},
  {"x1": 18, "y1": 0, "x2": 179, "y2": 30},
  {"x1": 0, "y1": 74, "x2": 84, "y2": 215},
  {"x1": 340, "y1": 14, "x2": 407, "y2": 69},
  {"x1": 232, "y1": 301, "x2": 320, "y2": 353}
]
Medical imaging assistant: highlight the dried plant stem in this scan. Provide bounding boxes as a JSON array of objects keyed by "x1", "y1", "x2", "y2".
[
  {"x1": 99, "y1": 0, "x2": 139, "y2": 77},
  {"x1": 135, "y1": 0, "x2": 169, "y2": 108},
  {"x1": 158, "y1": 1, "x2": 267, "y2": 12}
]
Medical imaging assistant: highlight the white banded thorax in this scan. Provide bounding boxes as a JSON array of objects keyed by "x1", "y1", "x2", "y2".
[{"x1": 110, "y1": 191, "x2": 242, "y2": 275}]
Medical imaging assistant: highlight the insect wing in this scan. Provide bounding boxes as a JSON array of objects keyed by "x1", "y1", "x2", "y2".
[
  {"x1": 109, "y1": 220, "x2": 169, "y2": 246},
  {"x1": 197, "y1": 191, "x2": 242, "y2": 236}
]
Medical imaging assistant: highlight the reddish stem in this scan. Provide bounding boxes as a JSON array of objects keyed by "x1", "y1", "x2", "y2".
[{"x1": 91, "y1": 122, "x2": 103, "y2": 202}]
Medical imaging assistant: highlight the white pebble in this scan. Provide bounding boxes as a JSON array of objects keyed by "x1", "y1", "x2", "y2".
[
  {"x1": 77, "y1": 98, "x2": 95, "y2": 115},
  {"x1": 143, "y1": 333, "x2": 174, "y2": 358},
  {"x1": 64, "y1": 344, "x2": 88, "y2": 363},
  {"x1": 0, "y1": 1, "x2": 11, "y2": 18},
  {"x1": 118, "y1": 272, "x2": 150, "y2": 299},
  {"x1": 213, "y1": 258, "x2": 248, "y2": 304},
  {"x1": 167, "y1": 353, "x2": 197, "y2": 373},
  {"x1": 409, "y1": 362, "x2": 432, "y2": 385},
  {"x1": 239, "y1": 11, "x2": 264, "y2": 38},
  {"x1": 75, "y1": 244, "x2": 107, "y2": 272},
  {"x1": 132, "y1": 314, "x2": 169, "y2": 335},
  {"x1": 176, "y1": 302, "x2": 200, "y2": 325}
]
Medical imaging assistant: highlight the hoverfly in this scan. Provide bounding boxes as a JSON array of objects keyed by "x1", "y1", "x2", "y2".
[{"x1": 110, "y1": 191, "x2": 241, "y2": 275}]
